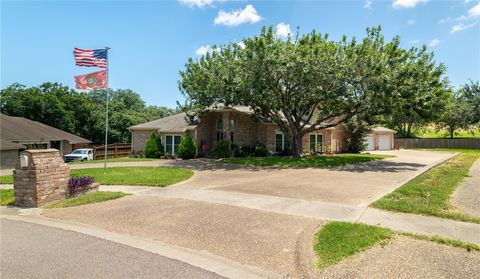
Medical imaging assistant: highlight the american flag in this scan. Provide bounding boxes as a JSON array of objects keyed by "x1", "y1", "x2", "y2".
[{"x1": 73, "y1": 48, "x2": 107, "y2": 68}]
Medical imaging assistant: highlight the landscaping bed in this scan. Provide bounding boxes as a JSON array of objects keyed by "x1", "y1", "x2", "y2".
[
  {"x1": 43, "y1": 191, "x2": 129, "y2": 209},
  {"x1": 223, "y1": 154, "x2": 394, "y2": 168},
  {"x1": 372, "y1": 149, "x2": 480, "y2": 223}
]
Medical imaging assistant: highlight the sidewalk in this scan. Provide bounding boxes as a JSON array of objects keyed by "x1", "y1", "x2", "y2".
[{"x1": 99, "y1": 185, "x2": 480, "y2": 245}]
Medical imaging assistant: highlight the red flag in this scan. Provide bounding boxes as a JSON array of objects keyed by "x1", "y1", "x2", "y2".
[{"x1": 74, "y1": 70, "x2": 107, "y2": 90}]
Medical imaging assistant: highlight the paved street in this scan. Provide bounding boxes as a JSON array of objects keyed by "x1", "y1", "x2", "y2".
[{"x1": 0, "y1": 219, "x2": 224, "y2": 279}]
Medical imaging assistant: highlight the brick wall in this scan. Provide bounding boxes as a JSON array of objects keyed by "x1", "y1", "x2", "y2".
[
  {"x1": 13, "y1": 149, "x2": 70, "y2": 207},
  {"x1": 132, "y1": 130, "x2": 156, "y2": 152}
]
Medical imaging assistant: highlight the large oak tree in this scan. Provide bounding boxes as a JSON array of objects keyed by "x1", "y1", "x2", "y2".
[{"x1": 179, "y1": 26, "x2": 449, "y2": 156}]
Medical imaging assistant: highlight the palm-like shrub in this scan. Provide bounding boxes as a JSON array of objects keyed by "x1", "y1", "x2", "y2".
[{"x1": 177, "y1": 135, "x2": 197, "y2": 159}]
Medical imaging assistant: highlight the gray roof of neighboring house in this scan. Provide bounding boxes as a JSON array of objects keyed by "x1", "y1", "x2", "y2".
[
  {"x1": 0, "y1": 139, "x2": 26, "y2": 151},
  {"x1": 0, "y1": 113, "x2": 91, "y2": 144}
]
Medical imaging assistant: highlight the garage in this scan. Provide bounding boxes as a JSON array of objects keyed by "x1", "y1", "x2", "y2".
[{"x1": 364, "y1": 127, "x2": 396, "y2": 151}]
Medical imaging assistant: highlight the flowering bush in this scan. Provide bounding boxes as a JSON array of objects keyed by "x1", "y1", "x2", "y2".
[{"x1": 68, "y1": 176, "x2": 95, "y2": 193}]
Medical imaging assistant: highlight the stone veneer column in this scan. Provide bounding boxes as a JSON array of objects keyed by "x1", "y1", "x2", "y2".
[{"x1": 13, "y1": 149, "x2": 70, "y2": 207}]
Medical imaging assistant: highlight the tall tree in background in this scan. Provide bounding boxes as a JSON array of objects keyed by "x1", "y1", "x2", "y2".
[
  {"x1": 0, "y1": 83, "x2": 175, "y2": 143},
  {"x1": 384, "y1": 46, "x2": 451, "y2": 138},
  {"x1": 180, "y1": 26, "x2": 449, "y2": 156}
]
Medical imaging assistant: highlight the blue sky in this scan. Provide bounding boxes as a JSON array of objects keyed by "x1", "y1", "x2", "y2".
[{"x1": 2, "y1": 0, "x2": 479, "y2": 108}]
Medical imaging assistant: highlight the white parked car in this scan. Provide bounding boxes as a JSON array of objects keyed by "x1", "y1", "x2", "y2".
[{"x1": 64, "y1": 148, "x2": 94, "y2": 162}]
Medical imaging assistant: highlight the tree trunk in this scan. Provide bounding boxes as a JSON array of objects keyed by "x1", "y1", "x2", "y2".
[
  {"x1": 290, "y1": 131, "x2": 303, "y2": 158},
  {"x1": 450, "y1": 128, "x2": 454, "y2": 139}
]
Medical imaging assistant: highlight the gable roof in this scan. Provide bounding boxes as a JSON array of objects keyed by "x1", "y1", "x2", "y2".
[
  {"x1": 128, "y1": 112, "x2": 191, "y2": 132},
  {"x1": 0, "y1": 113, "x2": 91, "y2": 144}
]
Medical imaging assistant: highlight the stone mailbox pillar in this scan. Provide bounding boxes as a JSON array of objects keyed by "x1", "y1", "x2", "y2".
[{"x1": 13, "y1": 149, "x2": 70, "y2": 207}]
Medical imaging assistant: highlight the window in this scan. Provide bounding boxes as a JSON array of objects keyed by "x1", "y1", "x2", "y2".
[
  {"x1": 309, "y1": 134, "x2": 323, "y2": 152},
  {"x1": 275, "y1": 131, "x2": 290, "y2": 153},
  {"x1": 165, "y1": 135, "x2": 182, "y2": 154},
  {"x1": 229, "y1": 119, "x2": 235, "y2": 142},
  {"x1": 216, "y1": 119, "x2": 224, "y2": 141}
]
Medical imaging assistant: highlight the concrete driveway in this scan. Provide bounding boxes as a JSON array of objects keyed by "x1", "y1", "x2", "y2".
[{"x1": 168, "y1": 150, "x2": 455, "y2": 206}]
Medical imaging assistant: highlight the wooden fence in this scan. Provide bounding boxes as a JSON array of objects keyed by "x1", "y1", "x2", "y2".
[
  {"x1": 395, "y1": 138, "x2": 480, "y2": 149},
  {"x1": 72, "y1": 143, "x2": 132, "y2": 159}
]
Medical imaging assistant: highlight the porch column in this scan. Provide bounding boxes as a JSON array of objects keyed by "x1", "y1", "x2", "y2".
[{"x1": 223, "y1": 112, "x2": 230, "y2": 142}]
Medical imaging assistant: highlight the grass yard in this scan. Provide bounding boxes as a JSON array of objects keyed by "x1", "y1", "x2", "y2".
[
  {"x1": 69, "y1": 157, "x2": 163, "y2": 164},
  {"x1": 313, "y1": 221, "x2": 479, "y2": 270},
  {"x1": 313, "y1": 222, "x2": 393, "y2": 269},
  {"x1": 0, "y1": 189, "x2": 15, "y2": 206},
  {"x1": 224, "y1": 154, "x2": 394, "y2": 168},
  {"x1": 43, "y1": 191, "x2": 129, "y2": 209},
  {"x1": 372, "y1": 149, "x2": 480, "y2": 223},
  {"x1": 0, "y1": 166, "x2": 193, "y2": 187},
  {"x1": 416, "y1": 127, "x2": 480, "y2": 139}
]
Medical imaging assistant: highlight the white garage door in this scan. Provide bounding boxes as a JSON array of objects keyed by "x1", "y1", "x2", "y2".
[
  {"x1": 378, "y1": 135, "x2": 391, "y2": 150},
  {"x1": 364, "y1": 135, "x2": 374, "y2": 151}
]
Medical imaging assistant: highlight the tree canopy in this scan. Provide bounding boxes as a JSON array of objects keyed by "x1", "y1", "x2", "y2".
[
  {"x1": 179, "y1": 26, "x2": 450, "y2": 155},
  {"x1": 0, "y1": 82, "x2": 175, "y2": 143}
]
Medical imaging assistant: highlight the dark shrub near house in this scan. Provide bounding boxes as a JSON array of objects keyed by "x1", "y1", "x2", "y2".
[
  {"x1": 144, "y1": 132, "x2": 163, "y2": 158},
  {"x1": 177, "y1": 135, "x2": 197, "y2": 159},
  {"x1": 68, "y1": 176, "x2": 95, "y2": 194},
  {"x1": 232, "y1": 143, "x2": 268, "y2": 157},
  {"x1": 254, "y1": 143, "x2": 268, "y2": 157},
  {"x1": 211, "y1": 140, "x2": 233, "y2": 159}
]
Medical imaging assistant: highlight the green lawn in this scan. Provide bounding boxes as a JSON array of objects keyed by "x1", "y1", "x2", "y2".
[
  {"x1": 313, "y1": 221, "x2": 479, "y2": 270},
  {"x1": 372, "y1": 149, "x2": 480, "y2": 223},
  {"x1": 0, "y1": 166, "x2": 193, "y2": 186},
  {"x1": 313, "y1": 222, "x2": 393, "y2": 269},
  {"x1": 224, "y1": 154, "x2": 394, "y2": 168},
  {"x1": 0, "y1": 189, "x2": 15, "y2": 206},
  {"x1": 69, "y1": 157, "x2": 163, "y2": 164},
  {"x1": 43, "y1": 191, "x2": 129, "y2": 209}
]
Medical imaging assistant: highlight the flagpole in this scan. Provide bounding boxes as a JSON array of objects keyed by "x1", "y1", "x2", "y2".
[{"x1": 104, "y1": 47, "x2": 110, "y2": 174}]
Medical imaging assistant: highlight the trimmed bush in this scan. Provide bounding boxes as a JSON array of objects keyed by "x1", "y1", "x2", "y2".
[
  {"x1": 144, "y1": 132, "x2": 163, "y2": 158},
  {"x1": 177, "y1": 135, "x2": 198, "y2": 159},
  {"x1": 69, "y1": 176, "x2": 95, "y2": 193},
  {"x1": 254, "y1": 143, "x2": 268, "y2": 157},
  {"x1": 211, "y1": 140, "x2": 233, "y2": 159}
]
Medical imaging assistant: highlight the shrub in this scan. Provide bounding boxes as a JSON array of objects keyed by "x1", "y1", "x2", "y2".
[
  {"x1": 177, "y1": 135, "x2": 197, "y2": 159},
  {"x1": 254, "y1": 143, "x2": 268, "y2": 157},
  {"x1": 211, "y1": 140, "x2": 233, "y2": 159},
  {"x1": 144, "y1": 132, "x2": 163, "y2": 158},
  {"x1": 69, "y1": 176, "x2": 95, "y2": 193}
]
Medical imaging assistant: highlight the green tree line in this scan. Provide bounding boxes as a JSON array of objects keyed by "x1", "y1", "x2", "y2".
[{"x1": 0, "y1": 82, "x2": 176, "y2": 143}]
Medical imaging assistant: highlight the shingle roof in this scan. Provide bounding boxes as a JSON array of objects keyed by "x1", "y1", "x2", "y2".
[
  {"x1": 372, "y1": 126, "x2": 396, "y2": 133},
  {"x1": 128, "y1": 112, "x2": 191, "y2": 132},
  {"x1": 0, "y1": 139, "x2": 26, "y2": 151},
  {"x1": 0, "y1": 114, "x2": 91, "y2": 144}
]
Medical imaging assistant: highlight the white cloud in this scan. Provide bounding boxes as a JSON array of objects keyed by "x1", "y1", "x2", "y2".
[
  {"x1": 407, "y1": 19, "x2": 416, "y2": 25},
  {"x1": 364, "y1": 0, "x2": 373, "y2": 9},
  {"x1": 195, "y1": 45, "x2": 212, "y2": 56},
  {"x1": 214, "y1": 4, "x2": 262, "y2": 26},
  {"x1": 179, "y1": 0, "x2": 214, "y2": 8},
  {"x1": 450, "y1": 22, "x2": 477, "y2": 34},
  {"x1": 408, "y1": 39, "x2": 420, "y2": 44},
  {"x1": 428, "y1": 39, "x2": 441, "y2": 47},
  {"x1": 392, "y1": 0, "x2": 429, "y2": 9},
  {"x1": 275, "y1": 22, "x2": 291, "y2": 38},
  {"x1": 438, "y1": 17, "x2": 451, "y2": 24},
  {"x1": 468, "y1": 3, "x2": 480, "y2": 17}
]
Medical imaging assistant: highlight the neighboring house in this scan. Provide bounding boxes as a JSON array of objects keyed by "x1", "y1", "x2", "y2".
[
  {"x1": 128, "y1": 105, "x2": 395, "y2": 156},
  {"x1": 0, "y1": 113, "x2": 91, "y2": 167}
]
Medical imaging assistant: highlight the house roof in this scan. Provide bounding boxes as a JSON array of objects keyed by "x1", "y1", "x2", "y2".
[
  {"x1": 0, "y1": 113, "x2": 91, "y2": 144},
  {"x1": 128, "y1": 112, "x2": 191, "y2": 132},
  {"x1": 372, "y1": 126, "x2": 396, "y2": 133},
  {"x1": 0, "y1": 139, "x2": 26, "y2": 151},
  {"x1": 128, "y1": 106, "x2": 254, "y2": 132}
]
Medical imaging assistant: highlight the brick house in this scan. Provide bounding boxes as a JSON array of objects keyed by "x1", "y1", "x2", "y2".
[{"x1": 128, "y1": 105, "x2": 395, "y2": 156}]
